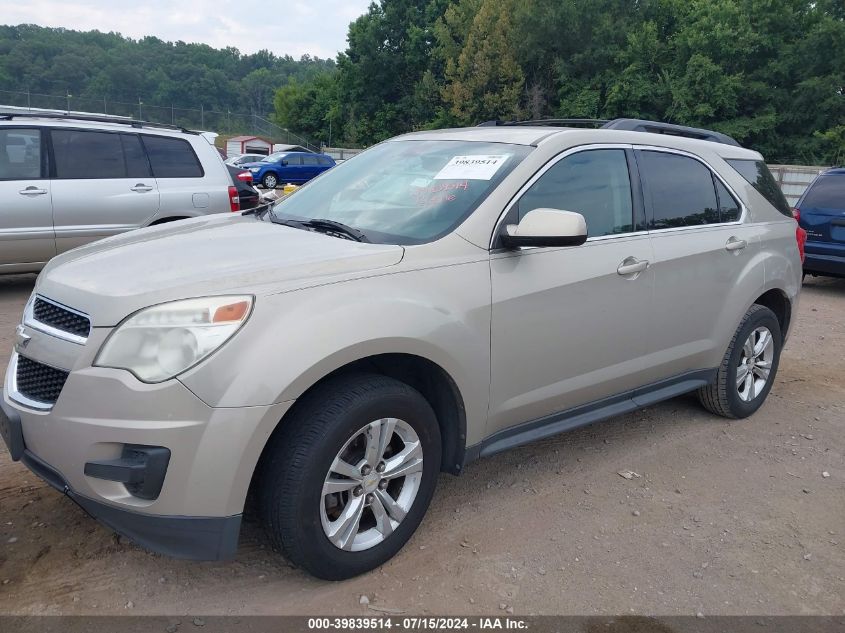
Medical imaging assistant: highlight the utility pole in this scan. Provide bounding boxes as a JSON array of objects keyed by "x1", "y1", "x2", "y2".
[
  {"x1": 171, "y1": 103, "x2": 175, "y2": 125},
  {"x1": 66, "y1": 90, "x2": 72, "y2": 113},
  {"x1": 201, "y1": 104, "x2": 204, "y2": 129},
  {"x1": 26, "y1": 88, "x2": 31, "y2": 110},
  {"x1": 138, "y1": 98, "x2": 143, "y2": 120},
  {"x1": 103, "y1": 97, "x2": 107, "y2": 114}
]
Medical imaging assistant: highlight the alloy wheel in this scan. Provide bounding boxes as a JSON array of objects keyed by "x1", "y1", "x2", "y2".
[
  {"x1": 320, "y1": 418, "x2": 423, "y2": 551},
  {"x1": 736, "y1": 326, "x2": 774, "y2": 402}
]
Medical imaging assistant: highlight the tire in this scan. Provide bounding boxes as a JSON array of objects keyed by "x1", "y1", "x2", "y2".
[
  {"x1": 697, "y1": 304, "x2": 782, "y2": 419},
  {"x1": 262, "y1": 173, "x2": 278, "y2": 189},
  {"x1": 258, "y1": 373, "x2": 441, "y2": 580}
]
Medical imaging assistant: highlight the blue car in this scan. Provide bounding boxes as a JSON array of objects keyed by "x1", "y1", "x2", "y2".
[
  {"x1": 244, "y1": 151, "x2": 336, "y2": 189},
  {"x1": 797, "y1": 167, "x2": 845, "y2": 278}
]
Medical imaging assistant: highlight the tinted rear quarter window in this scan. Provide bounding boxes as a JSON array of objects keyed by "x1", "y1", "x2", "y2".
[
  {"x1": 800, "y1": 176, "x2": 845, "y2": 210},
  {"x1": 285, "y1": 155, "x2": 302, "y2": 165},
  {"x1": 726, "y1": 159, "x2": 792, "y2": 217},
  {"x1": 638, "y1": 151, "x2": 719, "y2": 228},
  {"x1": 302, "y1": 155, "x2": 320, "y2": 166},
  {"x1": 141, "y1": 135, "x2": 203, "y2": 178},
  {"x1": 318, "y1": 156, "x2": 333, "y2": 166},
  {"x1": 52, "y1": 129, "x2": 125, "y2": 179},
  {"x1": 715, "y1": 179, "x2": 741, "y2": 222}
]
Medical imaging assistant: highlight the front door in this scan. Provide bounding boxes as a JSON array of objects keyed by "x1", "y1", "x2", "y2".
[
  {"x1": 0, "y1": 128, "x2": 55, "y2": 267},
  {"x1": 488, "y1": 146, "x2": 655, "y2": 436},
  {"x1": 49, "y1": 129, "x2": 160, "y2": 254}
]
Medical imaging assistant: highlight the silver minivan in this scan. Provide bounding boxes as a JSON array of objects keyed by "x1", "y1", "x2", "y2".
[{"x1": 0, "y1": 112, "x2": 236, "y2": 274}]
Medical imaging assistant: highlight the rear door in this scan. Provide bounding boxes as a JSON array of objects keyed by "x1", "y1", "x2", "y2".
[
  {"x1": 636, "y1": 148, "x2": 759, "y2": 383},
  {"x1": 0, "y1": 127, "x2": 55, "y2": 266},
  {"x1": 50, "y1": 129, "x2": 160, "y2": 254},
  {"x1": 300, "y1": 154, "x2": 321, "y2": 181}
]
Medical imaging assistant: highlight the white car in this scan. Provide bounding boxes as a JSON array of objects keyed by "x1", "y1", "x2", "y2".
[{"x1": 224, "y1": 153, "x2": 266, "y2": 167}]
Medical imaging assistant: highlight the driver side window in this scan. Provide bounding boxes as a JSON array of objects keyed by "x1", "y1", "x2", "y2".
[{"x1": 517, "y1": 149, "x2": 634, "y2": 237}]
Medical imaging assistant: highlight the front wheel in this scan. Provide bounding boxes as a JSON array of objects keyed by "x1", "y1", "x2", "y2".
[
  {"x1": 262, "y1": 173, "x2": 278, "y2": 189},
  {"x1": 258, "y1": 374, "x2": 441, "y2": 580},
  {"x1": 698, "y1": 304, "x2": 782, "y2": 418}
]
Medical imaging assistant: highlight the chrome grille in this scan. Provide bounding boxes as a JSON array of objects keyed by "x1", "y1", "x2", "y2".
[
  {"x1": 15, "y1": 355, "x2": 70, "y2": 405},
  {"x1": 32, "y1": 297, "x2": 91, "y2": 339}
]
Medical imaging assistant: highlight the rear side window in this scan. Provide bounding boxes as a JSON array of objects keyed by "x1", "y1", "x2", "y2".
[
  {"x1": 726, "y1": 159, "x2": 792, "y2": 217},
  {"x1": 638, "y1": 151, "x2": 719, "y2": 228},
  {"x1": 715, "y1": 179, "x2": 741, "y2": 222},
  {"x1": 52, "y1": 129, "x2": 125, "y2": 179},
  {"x1": 302, "y1": 155, "x2": 320, "y2": 166},
  {"x1": 800, "y1": 176, "x2": 844, "y2": 210},
  {"x1": 517, "y1": 148, "x2": 634, "y2": 237},
  {"x1": 285, "y1": 155, "x2": 302, "y2": 166},
  {"x1": 141, "y1": 135, "x2": 203, "y2": 178},
  {"x1": 0, "y1": 128, "x2": 42, "y2": 179},
  {"x1": 121, "y1": 134, "x2": 152, "y2": 178}
]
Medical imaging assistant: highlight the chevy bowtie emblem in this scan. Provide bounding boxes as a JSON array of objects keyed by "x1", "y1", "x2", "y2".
[{"x1": 15, "y1": 324, "x2": 31, "y2": 350}]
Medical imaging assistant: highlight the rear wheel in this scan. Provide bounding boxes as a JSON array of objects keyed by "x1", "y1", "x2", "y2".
[
  {"x1": 262, "y1": 173, "x2": 278, "y2": 189},
  {"x1": 258, "y1": 373, "x2": 441, "y2": 580},
  {"x1": 698, "y1": 304, "x2": 782, "y2": 418}
]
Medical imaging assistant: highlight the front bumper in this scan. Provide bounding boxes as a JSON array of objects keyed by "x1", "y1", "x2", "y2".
[{"x1": 1, "y1": 359, "x2": 292, "y2": 559}]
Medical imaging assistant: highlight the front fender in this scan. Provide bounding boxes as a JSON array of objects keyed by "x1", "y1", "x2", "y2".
[{"x1": 178, "y1": 260, "x2": 492, "y2": 444}]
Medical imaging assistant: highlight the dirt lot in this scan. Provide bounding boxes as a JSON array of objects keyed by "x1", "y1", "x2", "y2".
[{"x1": 0, "y1": 273, "x2": 842, "y2": 616}]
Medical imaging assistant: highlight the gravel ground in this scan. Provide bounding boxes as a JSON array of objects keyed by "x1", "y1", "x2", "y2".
[{"x1": 0, "y1": 273, "x2": 842, "y2": 616}]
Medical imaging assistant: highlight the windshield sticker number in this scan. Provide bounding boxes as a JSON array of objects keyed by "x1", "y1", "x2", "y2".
[{"x1": 433, "y1": 154, "x2": 510, "y2": 180}]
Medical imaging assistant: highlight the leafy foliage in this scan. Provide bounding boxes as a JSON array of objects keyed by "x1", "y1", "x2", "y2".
[
  {"x1": 0, "y1": 24, "x2": 334, "y2": 115},
  {"x1": 279, "y1": 0, "x2": 844, "y2": 162}
]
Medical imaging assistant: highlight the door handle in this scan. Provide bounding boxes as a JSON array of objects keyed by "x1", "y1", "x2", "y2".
[
  {"x1": 725, "y1": 237, "x2": 747, "y2": 251},
  {"x1": 19, "y1": 186, "x2": 48, "y2": 196},
  {"x1": 130, "y1": 184, "x2": 154, "y2": 192},
  {"x1": 617, "y1": 256, "x2": 649, "y2": 277}
]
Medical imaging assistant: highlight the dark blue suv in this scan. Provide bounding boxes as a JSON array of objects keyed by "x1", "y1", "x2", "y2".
[
  {"x1": 244, "y1": 151, "x2": 336, "y2": 190},
  {"x1": 797, "y1": 168, "x2": 845, "y2": 278}
]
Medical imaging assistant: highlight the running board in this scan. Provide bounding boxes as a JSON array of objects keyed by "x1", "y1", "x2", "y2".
[{"x1": 464, "y1": 369, "x2": 716, "y2": 463}]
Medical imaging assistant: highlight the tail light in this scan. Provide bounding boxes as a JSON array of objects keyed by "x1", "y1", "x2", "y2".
[
  {"x1": 236, "y1": 170, "x2": 253, "y2": 183},
  {"x1": 793, "y1": 208, "x2": 806, "y2": 263},
  {"x1": 228, "y1": 185, "x2": 240, "y2": 212}
]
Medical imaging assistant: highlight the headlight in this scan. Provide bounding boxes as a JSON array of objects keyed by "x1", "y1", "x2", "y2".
[{"x1": 95, "y1": 296, "x2": 253, "y2": 383}]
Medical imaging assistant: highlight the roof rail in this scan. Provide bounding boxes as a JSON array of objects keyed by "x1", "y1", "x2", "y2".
[
  {"x1": 0, "y1": 111, "x2": 198, "y2": 135},
  {"x1": 601, "y1": 118, "x2": 740, "y2": 147},
  {"x1": 478, "y1": 118, "x2": 609, "y2": 128}
]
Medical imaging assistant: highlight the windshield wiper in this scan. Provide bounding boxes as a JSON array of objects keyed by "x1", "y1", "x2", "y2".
[
  {"x1": 303, "y1": 219, "x2": 370, "y2": 243},
  {"x1": 269, "y1": 215, "x2": 370, "y2": 243}
]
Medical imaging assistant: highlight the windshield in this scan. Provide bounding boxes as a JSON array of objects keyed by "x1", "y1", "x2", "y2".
[
  {"x1": 261, "y1": 152, "x2": 287, "y2": 163},
  {"x1": 269, "y1": 140, "x2": 532, "y2": 244}
]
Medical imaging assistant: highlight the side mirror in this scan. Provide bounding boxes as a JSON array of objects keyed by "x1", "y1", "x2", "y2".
[{"x1": 501, "y1": 208, "x2": 588, "y2": 249}]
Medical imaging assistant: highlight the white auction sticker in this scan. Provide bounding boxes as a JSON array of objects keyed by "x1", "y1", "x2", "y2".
[{"x1": 433, "y1": 154, "x2": 511, "y2": 180}]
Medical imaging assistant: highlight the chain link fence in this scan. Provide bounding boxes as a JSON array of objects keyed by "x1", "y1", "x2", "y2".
[{"x1": 0, "y1": 88, "x2": 320, "y2": 151}]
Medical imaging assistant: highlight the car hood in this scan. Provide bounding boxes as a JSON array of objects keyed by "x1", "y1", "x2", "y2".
[{"x1": 35, "y1": 214, "x2": 405, "y2": 326}]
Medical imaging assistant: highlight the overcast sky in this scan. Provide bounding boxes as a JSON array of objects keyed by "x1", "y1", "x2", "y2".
[{"x1": 2, "y1": 0, "x2": 373, "y2": 59}]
